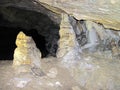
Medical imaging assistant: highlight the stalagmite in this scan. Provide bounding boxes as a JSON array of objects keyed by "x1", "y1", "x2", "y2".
[
  {"x1": 13, "y1": 31, "x2": 41, "y2": 68},
  {"x1": 57, "y1": 13, "x2": 81, "y2": 67}
]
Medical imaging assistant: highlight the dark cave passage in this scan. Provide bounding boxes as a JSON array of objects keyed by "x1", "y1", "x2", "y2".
[
  {"x1": 23, "y1": 29, "x2": 49, "y2": 58},
  {"x1": 0, "y1": 27, "x2": 19, "y2": 60},
  {"x1": 0, "y1": 27, "x2": 49, "y2": 60},
  {"x1": 0, "y1": 6, "x2": 60, "y2": 60}
]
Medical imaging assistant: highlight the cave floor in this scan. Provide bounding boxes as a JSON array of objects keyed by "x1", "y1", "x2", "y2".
[
  {"x1": 0, "y1": 57, "x2": 79, "y2": 90},
  {"x1": 0, "y1": 55, "x2": 120, "y2": 90}
]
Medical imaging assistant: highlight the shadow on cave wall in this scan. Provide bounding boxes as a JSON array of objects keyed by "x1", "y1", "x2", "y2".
[
  {"x1": 23, "y1": 29, "x2": 49, "y2": 58},
  {"x1": 0, "y1": 27, "x2": 19, "y2": 60},
  {"x1": 0, "y1": 27, "x2": 48, "y2": 60},
  {"x1": 0, "y1": 6, "x2": 60, "y2": 60}
]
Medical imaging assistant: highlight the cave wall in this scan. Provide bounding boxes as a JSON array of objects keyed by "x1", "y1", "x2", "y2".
[
  {"x1": 38, "y1": 0, "x2": 120, "y2": 30},
  {"x1": 0, "y1": 1, "x2": 120, "y2": 90},
  {"x1": 69, "y1": 16, "x2": 120, "y2": 59},
  {"x1": 0, "y1": 0, "x2": 61, "y2": 25},
  {"x1": 0, "y1": 1, "x2": 120, "y2": 60},
  {"x1": 1, "y1": 0, "x2": 120, "y2": 30}
]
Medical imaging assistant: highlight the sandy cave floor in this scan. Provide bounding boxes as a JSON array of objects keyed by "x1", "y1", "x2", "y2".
[
  {"x1": 0, "y1": 55, "x2": 120, "y2": 90},
  {"x1": 0, "y1": 57, "x2": 80, "y2": 90}
]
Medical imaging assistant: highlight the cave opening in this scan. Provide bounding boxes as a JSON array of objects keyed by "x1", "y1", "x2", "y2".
[
  {"x1": 0, "y1": 6, "x2": 60, "y2": 60},
  {"x1": 0, "y1": 26, "x2": 19, "y2": 60},
  {"x1": 23, "y1": 29, "x2": 49, "y2": 58}
]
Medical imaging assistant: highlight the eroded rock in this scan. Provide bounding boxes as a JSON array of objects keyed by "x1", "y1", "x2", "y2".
[
  {"x1": 13, "y1": 31, "x2": 41, "y2": 68},
  {"x1": 39, "y1": 0, "x2": 120, "y2": 30},
  {"x1": 69, "y1": 19, "x2": 120, "y2": 59},
  {"x1": 81, "y1": 21, "x2": 100, "y2": 52},
  {"x1": 57, "y1": 13, "x2": 81, "y2": 67}
]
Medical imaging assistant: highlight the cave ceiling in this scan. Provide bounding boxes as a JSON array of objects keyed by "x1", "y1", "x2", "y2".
[{"x1": 0, "y1": 0, "x2": 120, "y2": 30}]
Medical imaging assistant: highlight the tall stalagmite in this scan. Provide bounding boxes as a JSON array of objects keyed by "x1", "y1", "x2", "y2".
[{"x1": 57, "y1": 14, "x2": 81, "y2": 67}]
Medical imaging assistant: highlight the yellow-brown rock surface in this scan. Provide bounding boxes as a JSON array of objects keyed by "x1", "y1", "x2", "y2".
[
  {"x1": 57, "y1": 14, "x2": 81, "y2": 67},
  {"x1": 13, "y1": 31, "x2": 41, "y2": 68},
  {"x1": 57, "y1": 14, "x2": 77, "y2": 58}
]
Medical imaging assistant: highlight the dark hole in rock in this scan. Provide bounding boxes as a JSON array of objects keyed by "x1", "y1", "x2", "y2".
[
  {"x1": 23, "y1": 29, "x2": 49, "y2": 58},
  {"x1": 0, "y1": 27, "x2": 49, "y2": 60},
  {"x1": 0, "y1": 6, "x2": 60, "y2": 60},
  {"x1": 0, "y1": 26, "x2": 19, "y2": 60}
]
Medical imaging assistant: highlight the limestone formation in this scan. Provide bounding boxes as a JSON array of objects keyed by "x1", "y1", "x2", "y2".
[
  {"x1": 0, "y1": 6, "x2": 60, "y2": 57},
  {"x1": 1, "y1": 0, "x2": 120, "y2": 30},
  {"x1": 57, "y1": 14, "x2": 76, "y2": 58},
  {"x1": 13, "y1": 31, "x2": 41, "y2": 68},
  {"x1": 0, "y1": 1, "x2": 120, "y2": 90},
  {"x1": 57, "y1": 13, "x2": 81, "y2": 67},
  {"x1": 69, "y1": 17, "x2": 87, "y2": 47},
  {"x1": 81, "y1": 21, "x2": 100, "y2": 52},
  {"x1": 38, "y1": 0, "x2": 120, "y2": 30}
]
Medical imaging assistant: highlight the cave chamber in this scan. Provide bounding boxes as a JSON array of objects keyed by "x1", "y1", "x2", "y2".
[{"x1": 0, "y1": 6, "x2": 61, "y2": 60}]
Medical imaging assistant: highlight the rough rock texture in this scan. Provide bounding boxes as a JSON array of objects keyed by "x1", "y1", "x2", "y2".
[
  {"x1": 57, "y1": 14, "x2": 81, "y2": 67},
  {"x1": 0, "y1": 0, "x2": 120, "y2": 90},
  {"x1": 0, "y1": 0, "x2": 119, "y2": 30},
  {"x1": 13, "y1": 31, "x2": 41, "y2": 68},
  {"x1": 38, "y1": 0, "x2": 120, "y2": 30},
  {"x1": 0, "y1": 6, "x2": 60, "y2": 57},
  {"x1": 84, "y1": 21, "x2": 120, "y2": 58},
  {"x1": 69, "y1": 55, "x2": 120, "y2": 90},
  {"x1": 57, "y1": 14, "x2": 77, "y2": 58},
  {"x1": 69, "y1": 17, "x2": 120, "y2": 59},
  {"x1": 0, "y1": 0, "x2": 61, "y2": 25}
]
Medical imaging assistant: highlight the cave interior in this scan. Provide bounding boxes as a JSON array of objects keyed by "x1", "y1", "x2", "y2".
[{"x1": 0, "y1": 6, "x2": 60, "y2": 60}]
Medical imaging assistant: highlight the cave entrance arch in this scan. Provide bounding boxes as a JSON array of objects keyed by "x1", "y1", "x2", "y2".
[{"x1": 0, "y1": 6, "x2": 60, "y2": 60}]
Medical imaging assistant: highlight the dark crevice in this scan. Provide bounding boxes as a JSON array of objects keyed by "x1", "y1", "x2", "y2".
[
  {"x1": 0, "y1": 26, "x2": 56, "y2": 60},
  {"x1": 23, "y1": 29, "x2": 49, "y2": 58},
  {"x1": 0, "y1": 26, "x2": 19, "y2": 60}
]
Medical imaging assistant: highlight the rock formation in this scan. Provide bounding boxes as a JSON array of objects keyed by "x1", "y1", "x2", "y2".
[
  {"x1": 36, "y1": 0, "x2": 120, "y2": 30},
  {"x1": 0, "y1": 0, "x2": 120, "y2": 59},
  {"x1": 0, "y1": 6, "x2": 60, "y2": 57},
  {"x1": 0, "y1": 0, "x2": 120, "y2": 30},
  {"x1": 57, "y1": 14, "x2": 81, "y2": 67},
  {"x1": 68, "y1": 17, "x2": 120, "y2": 59},
  {"x1": 0, "y1": 0, "x2": 120, "y2": 90},
  {"x1": 13, "y1": 31, "x2": 41, "y2": 68}
]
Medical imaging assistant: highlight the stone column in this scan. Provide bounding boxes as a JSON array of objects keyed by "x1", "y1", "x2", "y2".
[{"x1": 57, "y1": 13, "x2": 81, "y2": 66}]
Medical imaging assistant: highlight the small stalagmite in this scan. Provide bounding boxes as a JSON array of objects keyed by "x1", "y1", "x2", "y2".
[{"x1": 13, "y1": 31, "x2": 41, "y2": 68}]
